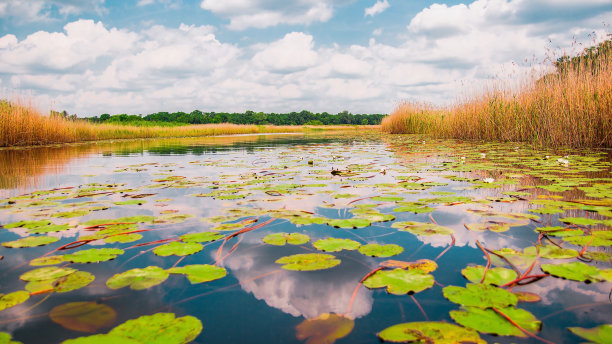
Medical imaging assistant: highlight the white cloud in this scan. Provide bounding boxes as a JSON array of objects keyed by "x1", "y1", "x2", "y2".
[
  {"x1": 199, "y1": 0, "x2": 346, "y2": 30},
  {"x1": 252, "y1": 32, "x2": 318, "y2": 73},
  {"x1": 364, "y1": 0, "x2": 390, "y2": 17},
  {"x1": 0, "y1": 0, "x2": 105, "y2": 21}
]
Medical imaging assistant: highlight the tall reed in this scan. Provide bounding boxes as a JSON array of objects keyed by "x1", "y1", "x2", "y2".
[
  {"x1": 0, "y1": 100, "x2": 368, "y2": 147},
  {"x1": 382, "y1": 40, "x2": 612, "y2": 148}
]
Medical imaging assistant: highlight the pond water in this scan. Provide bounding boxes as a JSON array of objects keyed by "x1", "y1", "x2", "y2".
[{"x1": 0, "y1": 132, "x2": 610, "y2": 344}]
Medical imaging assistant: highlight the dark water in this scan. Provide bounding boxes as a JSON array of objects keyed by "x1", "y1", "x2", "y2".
[{"x1": 0, "y1": 132, "x2": 610, "y2": 343}]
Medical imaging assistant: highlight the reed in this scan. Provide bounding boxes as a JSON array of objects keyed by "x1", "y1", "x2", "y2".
[
  {"x1": 0, "y1": 100, "x2": 369, "y2": 147},
  {"x1": 381, "y1": 40, "x2": 612, "y2": 148}
]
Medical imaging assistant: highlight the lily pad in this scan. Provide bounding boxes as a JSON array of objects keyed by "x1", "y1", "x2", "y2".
[
  {"x1": 379, "y1": 259, "x2": 438, "y2": 273},
  {"x1": 180, "y1": 232, "x2": 225, "y2": 243},
  {"x1": 20, "y1": 266, "x2": 76, "y2": 282},
  {"x1": 2, "y1": 235, "x2": 59, "y2": 248},
  {"x1": 25, "y1": 271, "x2": 95, "y2": 294},
  {"x1": 461, "y1": 266, "x2": 517, "y2": 286},
  {"x1": 108, "y1": 312, "x2": 202, "y2": 344},
  {"x1": 358, "y1": 244, "x2": 403, "y2": 257},
  {"x1": 0, "y1": 332, "x2": 22, "y2": 344},
  {"x1": 378, "y1": 321, "x2": 485, "y2": 343},
  {"x1": 450, "y1": 306, "x2": 541, "y2": 337},
  {"x1": 392, "y1": 221, "x2": 453, "y2": 236},
  {"x1": 168, "y1": 264, "x2": 227, "y2": 284},
  {"x1": 104, "y1": 234, "x2": 143, "y2": 244},
  {"x1": 443, "y1": 283, "x2": 517, "y2": 308},
  {"x1": 559, "y1": 217, "x2": 602, "y2": 226},
  {"x1": 50, "y1": 302, "x2": 116, "y2": 333},
  {"x1": 275, "y1": 253, "x2": 341, "y2": 271},
  {"x1": 313, "y1": 238, "x2": 361, "y2": 252},
  {"x1": 0, "y1": 291, "x2": 30, "y2": 311},
  {"x1": 541, "y1": 262, "x2": 605, "y2": 282},
  {"x1": 327, "y1": 218, "x2": 371, "y2": 229},
  {"x1": 30, "y1": 256, "x2": 65, "y2": 266},
  {"x1": 153, "y1": 242, "x2": 203, "y2": 257},
  {"x1": 569, "y1": 324, "x2": 612, "y2": 344},
  {"x1": 262, "y1": 232, "x2": 310, "y2": 246},
  {"x1": 295, "y1": 313, "x2": 354, "y2": 344},
  {"x1": 106, "y1": 266, "x2": 169, "y2": 290},
  {"x1": 2, "y1": 220, "x2": 51, "y2": 229},
  {"x1": 63, "y1": 248, "x2": 124, "y2": 263},
  {"x1": 363, "y1": 269, "x2": 434, "y2": 295}
]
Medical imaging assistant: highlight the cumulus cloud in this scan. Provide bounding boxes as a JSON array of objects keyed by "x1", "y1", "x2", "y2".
[
  {"x1": 252, "y1": 32, "x2": 318, "y2": 73},
  {"x1": 200, "y1": 0, "x2": 349, "y2": 30},
  {"x1": 0, "y1": 0, "x2": 105, "y2": 22},
  {"x1": 364, "y1": 0, "x2": 390, "y2": 17}
]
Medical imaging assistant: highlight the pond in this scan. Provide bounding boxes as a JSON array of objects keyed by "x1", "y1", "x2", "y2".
[{"x1": 0, "y1": 132, "x2": 610, "y2": 344}]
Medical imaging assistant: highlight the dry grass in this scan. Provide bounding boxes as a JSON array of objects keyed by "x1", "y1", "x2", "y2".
[
  {"x1": 0, "y1": 100, "x2": 371, "y2": 147},
  {"x1": 382, "y1": 42, "x2": 612, "y2": 148}
]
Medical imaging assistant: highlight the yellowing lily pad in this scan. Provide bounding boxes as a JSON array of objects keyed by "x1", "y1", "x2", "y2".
[
  {"x1": 0, "y1": 291, "x2": 30, "y2": 311},
  {"x1": 378, "y1": 321, "x2": 485, "y2": 343},
  {"x1": 313, "y1": 238, "x2": 361, "y2": 252},
  {"x1": 358, "y1": 244, "x2": 403, "y2": 257},
  {"x1": 106, "y1": 266, "x2": 169, "y2": 290},
  {"x1": 168, "y1": 264, "x2": 227, "y2": 284},
  {"x1": 275, "y1": 253, "x2": 341, "y2": 271},
  {"x1": 295, "y1": 313, "x2": 354, "y2": 344},
  {"x1": 263, "y1": 232, "x2": 310, "y2": 246},
  {"x1": 363, "y1": 269, "x2": 434, "y2": 295},
  {"x1": 2, "y1": 235, "x2": 59, "y2": 248},
  {"x1": 50, "y1": 302, "x2": 117, "y2": 333}
]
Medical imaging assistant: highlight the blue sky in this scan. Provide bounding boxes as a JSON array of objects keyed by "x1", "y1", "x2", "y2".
[{"x1": 0, "y1": 0, "x2": 610, "y2": 116}]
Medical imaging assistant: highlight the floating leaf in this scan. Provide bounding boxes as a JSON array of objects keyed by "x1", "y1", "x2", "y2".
[
  {"x1": 2, "y1": 220, "x2": 51, "y2": 229},
  {"x1": 492, "y1": 248, "x2": 536, "y2": 270},
  {"x1": 563, "y1": 235, "x2": 612, "y2": 247},
  {"x1": 358, "y1": 244, "x2": 403, "y2": 257},
  {"x1": 30, "y1": 256, "x2": 65, "y2": 266},
  {"x1": 443, "y1": 284, "x2": 517, "y2": 308},
  {"x1": 541, "y1": 262, "x2": 605, "y2": 282},
  {"x1": 63, "y1": 248, "x2": 124, "y2": 263},
  {"x1": 105, "y1": 234, "x2": 143, "y2": 244},
  {"x1": 0, "y1": 291, "x2": 30, "y2": 311},
  {"x1": 212, "y1": 223, "x2": 243, "y2": 231},
  {"x1": 313, "y1": 238, "x2": 361, "y2": 252},
  {"x1": 0, "y1": 332, "x2": 22, "y2": 344},
  {"x1": 371, "y1": 196, "x2": 403, "y2": 202},
  {"x1": 29, "y1": 224, "x2": 71, "y2": 234},
  {"x1": 559, "y1": 217, "x2": 602, "y2": 226},
  {"x1": 378, "y1": 321, "x2": 485, "y2": 343},
  {"x1": 180, "y1": 232, "x2": 225, "y2": 243},
  {"x1": 450, "y1": 306, "x2": 541, "y2": 337},
  {"x1": 153, "y1": 242, "x2": 203, "y2": 257},
  {"x1": 513, "y1": 291, "x2": 541, "y2": 303},
  {"x1": 168, "y1": 264, "x2": 227, "y2": 284},
  {"x1": 295, "y1": 313, "x2": 354, "y2": 344},
  {"x1": 106, "y1": 266, "x2": 169, "y2": 290},
  {"x1": 569, "y1": 324, "x2": 612, "y2": 344},
  {"x1": 363, "y1": 269, "x2": 434, "y2": 295},
  {"x1": 275, "y1": 253, "x2": 340, "y2": 271},
  {"x1": 464, "y1": 222, "x2": 510, "y2": 233},
  {"x1": 2, "y1": 235, "x2": 59, "y2": 248},
  {"x1": 20, "y1": 267, "x2": 76, "y2": 282},
  {"x1": 536, "y1": 245, "x2": 579, "y2": 259},
  {"x1": 379, "y1": 259, "x2": 438, "y2": 273},
  {"x1": 392, "y1": 221, "x2": 453, "y2": 236},
  {"x1": 327, "y1": 218, "x2": 371, "y2": 229},
  {"x1": 461, "y1": 266, "x2": 517, "y2": 286},
  {"x1": 108, "y1": 313, "x2": 202, "y2": 344},
  {"x1": 50, "y1": 302, "x2": 116, "y2": 333},
  {"x1": 393, "y1": 205, "x2": 434, "y2": 213},
  {"x1": 263, "y1": 232, "x2": 310, "y2": 246},
  {"x1": 25, "y1": 271, "x2": 95, "y2": 294}
]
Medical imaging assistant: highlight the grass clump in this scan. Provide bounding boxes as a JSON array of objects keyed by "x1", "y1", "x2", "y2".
[{"x1": 382, "y1": 39, "x2": 612, "y2": 148}]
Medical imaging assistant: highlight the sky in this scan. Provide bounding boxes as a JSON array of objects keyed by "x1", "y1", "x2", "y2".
[{"x1": 0, "y1": 0, "x2": 611, "y2": 116}]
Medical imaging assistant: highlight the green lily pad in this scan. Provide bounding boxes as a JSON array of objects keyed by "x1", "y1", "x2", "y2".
[
  {"x1": 153, "y1": 242, "x2": 203, "y2": 257},
  {"x1": 450, "y1": 306, "x2": 541, "y2": 337},
  {"x1": 0, "y1": 291, "x2": 30, "y2": 311},
  {"x1": 63, "y1": 248, "x2": 124, "y2": 263},
  {"x1": 180, "y1": 232, "x2": 225, "y2": 243},
  {"x1": 29, "y1": 224, "x2": 71, "y2": 234},
  {"x1": 20, "y1": 266, "x2": 76, "y2": 281},
  {"x1": 363, "y1": 269, "x2": 434, "y2": 295},
  {"x1": 113, "y1": 200, "x2": 145, "y2": 205},
  {"x1": 30, "y1": 256, "x2": 65, "y2": 266},
  {"x1": 569, "y1": 324, "x2": 612, "y2": 344},
  {"x1": 50, "y1": 302, "x2": 117, "y2": 333},
  {"x1": 393, "y1": 205, "x2": 434, "y2": 213},
  {"x1": 358, "y1": 244, "x2": 404, "y2": 257},
  {"x1": 104, "y1": 233, "x2": 143, "y2": 244},
  {"x1": 464, "y1": 222, "x2": 511, "y2": 232},
  {"x1": 541, "y1": 262, "x2": 605, "y2": 282},
  {"x1": 262, "y1": 232, "x2": 310, "y2": 246},
  {"x1": 535, "y1": 226, "x2": 583, "y2": 237},
  {"x1": 536, "y1": 245, "x2": 579, "y2": 259},
  {"x1": 461, "y1": 266, "x2": 517, "y2": 286},
  {"x1": 212, "y1": 223, "x2": 243, "y2": 231},
  {"x1": 313, "y1": 238, "x2": 361, "y2": 252},
  {"x1": 2, "y1": 235, "x2": 59, "y2": 248},
  {"x1": 108, "y1": 313, "x2": 202, "y2": 344},
  {"x1": 378, "y1": 321, "x2": 485, "y2": 343},
  {"x1": 563, "y1": 235, "x2": 612, "y2": 247},
  {"x1": 106, "y1": 266, "x2": 169, "y2": 290},
  {"x1": 392, "y1": 221, "x2": 453, "y2": 236},
  {"x1": 327, "y1": 218, "x2": 371, "y2": 229},
  {"x1": 371, "y1": 196, "x2": 404, "y2": 202},
  {"x1": 168, "y1": 264, "x2": 227, "y2": 284},
  {"x1": 492, "y1": 248, "x2": 537, "y2": 270},
  {"x1": 275, "y1": 253, "x2": 341, "y2": 271},
  {"x1": 559, "y1": 217, "x2": 602, "y2": 226},
  {"x1": 0, "y1": 332, "x2": 22, "y2": 344},
  {"x1": 443, "y1": 283, "x2": 517, "y2": 308},
  {"x1": 25, "y1": 271, "x2": 95, "y2": 294},
  {"x1": 2, "y1": 220, "x2": 51, "y2": 229}
]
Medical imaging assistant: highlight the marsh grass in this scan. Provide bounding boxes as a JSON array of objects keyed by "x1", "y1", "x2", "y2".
[
  {"x1": 0, "y1": 100, "x2": 368, "y2": 147},
  {"x1": 382, "y1": 41, "x2": 612, "y2": 148}
]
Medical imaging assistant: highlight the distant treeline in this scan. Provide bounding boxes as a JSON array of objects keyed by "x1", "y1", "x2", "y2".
[{"x1": 86, "y1": 110, "x2": 386, "y2": 126}]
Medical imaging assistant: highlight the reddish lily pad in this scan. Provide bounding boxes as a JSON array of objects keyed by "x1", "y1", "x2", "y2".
[
  {"x1": 50, "y1": 302, "x2": 117, "y2": 333},
  {"x1": 295, "y1": 313, "x2": 354, "y2": 344}
]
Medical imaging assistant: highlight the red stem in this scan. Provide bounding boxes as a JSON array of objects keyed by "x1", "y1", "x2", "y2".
[
  {"x1": 434, "y1": 234, "x2": 455, "y2": 261},
  {"x1": 475, "y1": 240, "x2": 491, "y2": 283},
  {"x1": 345, "y1": 267, "x2": 382, "y2": 316},
  {"x1": 492, "y1": 307, "x2": 555, "y2": 344}
]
